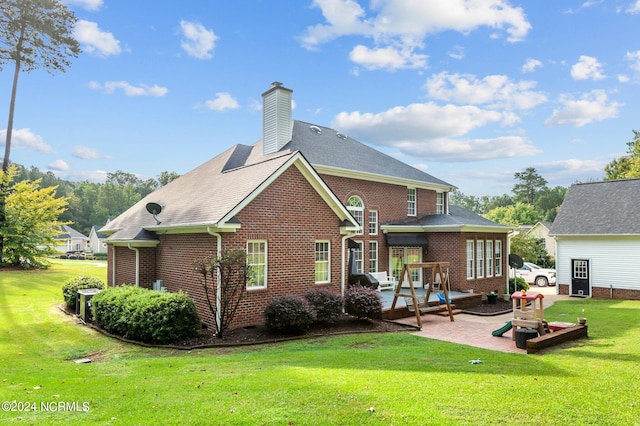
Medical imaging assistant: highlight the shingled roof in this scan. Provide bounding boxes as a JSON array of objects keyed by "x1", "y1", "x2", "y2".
[
  {"x1": 382, "y1": 205, "x2": 511, "y2": 233},
  {"x1": 280, "y1": 121, "x2": 455, "y2": 190},
  {"x1": 551, "y1": 178, "x2": 640, "y2": 236}
]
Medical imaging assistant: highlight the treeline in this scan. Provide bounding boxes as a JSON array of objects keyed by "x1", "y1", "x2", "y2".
[{"x1": 13, "y1": 164, "x2": 180, "y2": 236}]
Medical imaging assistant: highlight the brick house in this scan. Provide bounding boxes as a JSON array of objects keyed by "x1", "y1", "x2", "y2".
[{"x1": 101, "y1": 82, "x2": 510, "y2": 329}]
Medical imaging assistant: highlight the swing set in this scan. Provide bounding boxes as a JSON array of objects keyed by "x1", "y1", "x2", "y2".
[{"x1": 389, "y1": 262, "x2": 455, "y2": 328}]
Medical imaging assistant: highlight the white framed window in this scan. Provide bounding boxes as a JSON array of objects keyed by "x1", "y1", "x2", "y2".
[
  {"x1": 368, "y1": 210, "x2": 378, "y2": 235},
  {"x1": 573, "y1": 260, "x2": 588, "y2": 279},
  {"x1": 407, "y1": 188, "x2": 416, "y2": 216},
  {"x1": 436, "y1": 192, "x2": 444, "y2": 214},
  {"x1": 476, "y1": 240, "x2": 484, "y2": 278},
  {"x1": 391, "y1": 247, "x2": 422, "y2": 285},
  {"x1": 466, "y1": 240, "x2": 474, "y2": 279},
  {"x1": 247, "y1": 240, "x2": 267, "y2": 288},
  {"x1": 347, "y1": 196, "x2": 364, "y2": 235},
  {"x1": 486, "y1": 240, "x2": 494, "y2": 277},
  {"x1": 315, "y1": 241, "x2": 330, "y2": 283},
  {"x1": 368, "y1": 241, "x2": 378, "y2": 273},
  {"x1": 353, "y1": 241, "x2": 364, "y2": 274},
  {"x1": 495, "y1": 240, "x2": 503, "y2": 276}
]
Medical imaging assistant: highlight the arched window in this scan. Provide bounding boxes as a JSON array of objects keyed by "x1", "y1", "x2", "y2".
[{"x1": 347, "y1": 196, "x2": 364, "y2": 235}]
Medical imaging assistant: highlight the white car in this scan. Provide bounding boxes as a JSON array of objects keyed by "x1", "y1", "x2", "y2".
[{"x1": 516, "y1": 262, "x2": 556, "y2": 287}]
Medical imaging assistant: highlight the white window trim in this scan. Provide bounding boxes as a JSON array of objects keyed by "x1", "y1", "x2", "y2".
[
  {"x1": 436, "y1": 192, "x2": 444, "y2": 214},
  {"x1": 486, "y1": 240, "x2": 494, "y2": 278},
  {"x1": 347, "y1": 196, "x2": 364, "y2": 235},
  {"x1": 368, "y1": 241, "x2": 378, "y2": 273},
  {"x1": 495, "y1": 240, "x2": 503, "y2": 277},
  {"x1": 407, "y1": 188, "x2": 416, "y2": 217},
  {"x1": 353, "y1": 240, "x2": 364, "y2": 274},
  {"x1": 368, "y1": 210, "x2": 378, "y2": 235},
  {"x1": 315, "y1": 240, "x2": 331, "y2": 284},
  {"x1": 476, "y1": 240, "x2": 484, "y2": 278},
  {"x1": 466, "y1": 240, "x2": 474, "y2": 280},
  {"x1": 247, "y1": 240, "x2": 267, "y2": 289}
]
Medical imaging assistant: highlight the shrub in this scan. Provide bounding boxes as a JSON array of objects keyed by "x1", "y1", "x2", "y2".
[
  {"x1": 62, "y1": 275, "x2": 106, "y2": 311},
  {"x1": 509, "y1": 277, "x2": 530, "y2": 293},
  {"x1": 304, "y1": 289, "x2": 343, "y2": 323},
  {"x1": 91, "y1": 286, "x2": 200, "y2": 344},
  {"x1": 344, "y1": 285, "x2": 382, "y2": 320},
  {"x1": 264, "y1": 295, "x2": 316, "y2": 334}
]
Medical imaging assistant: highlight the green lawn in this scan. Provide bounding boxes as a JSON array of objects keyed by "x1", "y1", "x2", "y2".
[{"x1": 1, "y1": 260, "x2": 639, "y2": 425}]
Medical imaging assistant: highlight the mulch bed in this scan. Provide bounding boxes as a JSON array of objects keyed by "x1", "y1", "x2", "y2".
[{"x1": 462, "y1": 298, "x2": 513, "y2": 316}]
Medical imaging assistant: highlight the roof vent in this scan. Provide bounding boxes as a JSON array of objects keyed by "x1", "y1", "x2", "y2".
[
  {"x1": 309, "y1": 125, "x2": 322, "y2": 134},
  {"x1": 336, "y1": 132, "x2": 347, "y2": 140}
]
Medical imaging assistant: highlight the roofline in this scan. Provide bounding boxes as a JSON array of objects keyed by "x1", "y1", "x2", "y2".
[
  {"x1": 313, "y1": 164, "x2": 456, "y2": 192},
  {"x1": 552, "y1": 233, "x2": 640, "y2": 238},
  {"x1": 109, "y1": 240, "x2": 160, "y2": 247},
  {"x1": 382, "y1": 224, "x2": 512, "y2": 234}
]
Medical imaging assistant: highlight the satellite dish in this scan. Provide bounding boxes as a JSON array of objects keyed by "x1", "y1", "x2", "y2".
[
  {"x1": 145, "y1": 202, "x2": 163, "y2": 224},
  {"x1": 508, "y1": 253, "x2": 524, "y2": 269}
]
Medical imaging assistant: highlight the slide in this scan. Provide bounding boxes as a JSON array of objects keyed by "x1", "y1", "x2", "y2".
[{"x1": 492, "y1": 321, "x2": 513, "y2": 337}]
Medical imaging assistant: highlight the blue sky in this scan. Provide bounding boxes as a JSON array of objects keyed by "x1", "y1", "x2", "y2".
[{"x1": 2, "y1": 0, "x2": 640, "y2": 197}]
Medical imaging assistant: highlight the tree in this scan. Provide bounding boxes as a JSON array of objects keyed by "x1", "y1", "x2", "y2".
[
  {"x1": 1, "y1": 0, "x2": 80, "y2": 171},
  {"x1": 0, "y1": 166, "x2": 68, "y2": 267},
  {"x1": 193, "y1": 249, "x2": 250, "y2": 338},
  {"x1": 604, "y1": 130, "x2": 640, "y2": 180},
  {"x1": 1, "y1": 0, "x2": 80, "y2": 265},
  {"x1": 535, "y1": 185, "x2": 567, "y2": 222},
  {"x1": 484, "y1": 203, "x2": 542, "y2": 226},
  {"x1": 512, "y1": 167, "x2": 547, "y2": 204},
  {"x1": 158, "y1": 171, "x2": 181, "y2": 186}
]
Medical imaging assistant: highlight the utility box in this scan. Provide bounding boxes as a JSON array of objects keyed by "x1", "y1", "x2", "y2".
[{"x1": 77, "y1": 288, "x2": 101, "y2": 323}]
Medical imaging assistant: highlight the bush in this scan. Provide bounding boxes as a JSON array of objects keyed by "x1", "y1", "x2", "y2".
[
  {"x1": 509, "y1": 277, "x2": 530, "y2": 293},
  {"x1": 264, "y1": 295, "x2": 316, "y2": 334},
  {"x1": 304, "y1": 289, "x2": 343, "y2": 323},
  {"x1": 91, "y1": 286, "x2": 200, "y2": 344},
  {"x1": 62, "y1": 275, "x2": 106, "y2": 311},
  {"x1": 344, "y1": 285, "x2": 382, "y2": 320}
]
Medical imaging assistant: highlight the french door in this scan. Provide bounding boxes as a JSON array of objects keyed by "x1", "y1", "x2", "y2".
[{"x1": 391, "y1": 247, "x2": 422, "y2": 287}]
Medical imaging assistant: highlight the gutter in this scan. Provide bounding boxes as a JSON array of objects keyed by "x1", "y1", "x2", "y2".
[
  {"x1": 207, "y1": 227, "x2": 223, "y2": 329},
  {"x1": 127, "y1": 243, "x2": 140, "y2": 287}
]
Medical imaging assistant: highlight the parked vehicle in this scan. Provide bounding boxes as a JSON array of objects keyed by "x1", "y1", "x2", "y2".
[{"x1": 516, "y1": 262, "x2": 556, "y2": 287}]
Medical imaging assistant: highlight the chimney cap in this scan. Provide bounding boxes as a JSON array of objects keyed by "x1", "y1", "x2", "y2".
[{"x1": 271, "y1": 81, "x2": 283, "y2": 88}]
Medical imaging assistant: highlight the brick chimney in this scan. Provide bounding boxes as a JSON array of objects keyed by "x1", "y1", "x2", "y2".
[{"x1": 262, "y1": 82, "x2": 292, "y2": 155}]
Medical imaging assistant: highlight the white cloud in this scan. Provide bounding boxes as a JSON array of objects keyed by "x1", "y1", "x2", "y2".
[
  {"x1": 331, "y1": 102, "x2": 540, "y2": 161},
  {"x1": 203, "y1": 92, "x2": 240, "y2": 111},
  {"x1": 625, "y1": 50, "x2": 640, "y2": 74},
  {"x1": 424, "y1": 72, "x2": 547, "y2": 110},
  {"x1": 48, "y1": 159, "x2": 70, "y2": 171},
  {"x1": 571, "y1": 55, "x2": 605, "y2": 80},
  {"x1": 448, "y1": 45, "x2": 464, "y2": 60},
  {"x1": 626, "y1": 1, "x2": 640, "y2": 14},
  {"x1": 544, "y1": 90, "x2": 621, "y2": 127},
  {"x1": 300, "y1": 0, "x2": 531, "y2": 71},
  {"x1": 0, "y1": 128, "x2": 53, "y2": 153},
  {"x1": 74, "y1": 20, "x2": 121, "y2": 57},
  {"x1": 522, "y1": 58, "x2": 543, "y2": 73},
  {"x1": 179, "y1": 20, "x2": 218, "y2": 59},
  {"x1": 73, "y1": 146, "x2": 111, "y2": 160},
  {"x1": 53, "y1": 169, "x2": 109, "y2": 182},
  {"x1": 349, "y1": 45, "x2": 427, "y2": 70},
  {"x1": 89, "y1": 81, "x2": 168, "y2": 97},
  {"x1": 63, "y1": 0, "x2": 103, "y2": 11}
]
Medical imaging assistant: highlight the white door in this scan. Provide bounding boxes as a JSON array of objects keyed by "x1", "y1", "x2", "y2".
[{"x1": 390, "y1": 247, "x2": 422, "y2": 287}]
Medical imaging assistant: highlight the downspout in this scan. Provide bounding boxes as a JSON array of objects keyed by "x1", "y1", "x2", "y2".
[
  {"x1": 506, "y1": 231, "x2": 513, "y2": 295},
  {"x1": 341, "y1": 235, "x2": 350, "y2": 299},
  {"x1": 110, "y1": 245, "x2": 116, "y2": 287},
  {"x1": 127, "y1": 244, "x2": 140, "y2": 287},
  {"x1": 207, "y1": 227, "x2": 223, "y2": 329}
]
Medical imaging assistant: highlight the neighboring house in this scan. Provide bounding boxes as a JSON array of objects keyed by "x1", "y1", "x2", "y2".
[
  {"x1": 54, "y1": 225, "x2": 89, "y2": 253},
  {"x1": 551, "y1": 178, "x2": 640, "y2": 300},
  {"x1": 101, "y1": 82, "x2": 510, "y2": 330},
  {"x1": 88, "y1": 225, "x2": 109, "y2": 254},
  {"x1": 526, "y1": 221, "x2": 555, "y2": 260}
]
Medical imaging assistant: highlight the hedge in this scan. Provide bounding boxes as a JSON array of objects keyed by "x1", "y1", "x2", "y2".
[{"x1": 91, "y1": 286, "x2": 200, "y2": 344}]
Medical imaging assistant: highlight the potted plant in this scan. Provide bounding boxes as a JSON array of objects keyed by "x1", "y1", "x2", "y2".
[{"x1": 486, "y1": 291, "x2": 498, "y2": 305}]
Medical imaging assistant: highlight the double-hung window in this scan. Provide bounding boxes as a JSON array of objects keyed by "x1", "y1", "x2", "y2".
[
  {"x1": 368, "y1": 210, "x2": 378, "y2": 235},
  {"x1": 368, "y1": 241, "x2": 378, "y2": 273},
  {"x1": 436, "y1": 192, "x2": 444, "y2": 214},
  {"x1": 466, "y1": 240, "x2": 474, "y2": 279},
  {"x1": 247, "y1": 240, "x2": 267, "y2": 288},
  {"x1": 347, "y1": 196, "x2": 364, "y2": 235},
  {"x1": 315, "y1": 241, "x2": 330, "y2": 283},
  {"x1": 486, "y1": 240, "x2": 494, "y2": 277},
  {"x1": 476, "y1": 240, "x2": 484, "y2": 278},
  {"x1": 407, "y1": 188, "x2": 416, "y2": 216},
  {"x1": 495, "y1": 240, "x2": 503, "y2": 276}
]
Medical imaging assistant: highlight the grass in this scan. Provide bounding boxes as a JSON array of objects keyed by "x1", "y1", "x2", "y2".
[{"x1": 1, "y1": 260, "x2": 639, "y2": 425}]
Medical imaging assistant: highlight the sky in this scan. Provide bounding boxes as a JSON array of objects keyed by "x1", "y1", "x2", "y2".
[{"x1": 2, "y1": 0, "x2": 640, "y2": 197}]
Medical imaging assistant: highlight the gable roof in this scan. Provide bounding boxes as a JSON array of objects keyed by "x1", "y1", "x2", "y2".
[
  {"x1": 276, "y1": 121, "x2": 455, "y2": 190},
  {"x1": 57, "y1": 225, "x2": 87, "y2": 240},
  {"x1": 551, "y1": 178, "x2": 640, "y2": 236},
  {"x1": 382, "y1": 205, "x2": 511, "y2": 233},
  {"x1": 100, "y1": 148, "x2": 357, "y2": 243},
  {"x1": 89, "y1": 225, "x2": 108, "y2": 239}
]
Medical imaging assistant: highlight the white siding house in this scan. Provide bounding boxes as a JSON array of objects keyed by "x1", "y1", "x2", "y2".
[{"x1": 551, "y1": 179, "x2": 640, "y2": 300}]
